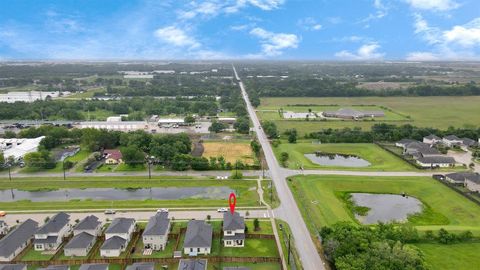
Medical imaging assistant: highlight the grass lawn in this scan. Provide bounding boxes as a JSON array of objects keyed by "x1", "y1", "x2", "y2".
[
  {"x1": 202, "y1": 141, "x2": 255, "y2": 165},
  {"x1": 65, "y1": 87, "x2": 106, "y2": 99},
  {"x1": 276, "y1": 220, "x2": 303, "y2": 270},
  {"x1": 222, "y1": 238, "x2": 279, "y2": 257},
  {"x1": 288, "y1": 175, "x2": 480, "y2": 234},
  {"x1": 273, "y1": 141, "x2": 415, "y2": 171},
  {"x1": 413, "y1": 242, "x2": 480, "y2": 270},
  {"x1": 258, "y1": 96, "x2": 480, "y2": 134},
  {"x1": 0, "y1": 176, "x2": 260, "y2": 211},
  {"x1": 20, "y1": 248, "x2": 54, "y2": 261},
  {"x1": 132, "y1": 237, "x2": 177, "y2": 258}
]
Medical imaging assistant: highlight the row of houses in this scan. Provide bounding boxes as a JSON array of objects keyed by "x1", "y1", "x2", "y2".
[
  {"x1": 422, "y1": 134, "x2": 478, "y2": 149},
  {"x1": 396, "y1": 139, "x2": 457, "y2": 168},
  {"x1": 0, "y1": 261, "x2": 251, "y2": 270},
  {"x1": 0, "y1": 211, "x2": 246, "y2": 262},
  {"x1": 444, "y1": 172, "x2": 480, "y2": 192}
]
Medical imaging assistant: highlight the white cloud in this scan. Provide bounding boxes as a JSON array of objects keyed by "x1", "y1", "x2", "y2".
[
  {"x1": 413, "y1": 13, "x2": 442, "y2": 44},
  {"x1": 404, "y1": 0, "x2": 459, "y2": 11},
  {"x1": 335, "y1": 43, "x2": 385, "y2": 60},
  {"x1": 298, "y1": 17, "x2": 322, "y2": 31},
  {"x1": 154, "y1": 26, "x2": 200, "y2": 48},
  {"x1": 443, "y1": 18, "x2": 480, "y2": 47},
  {"x1": 359, "y1": 0, "x2": 389, "y2": 25},
  {"x1": 249, "y1": 27, "x2": 300, "y2": 57},
  {"x1": 405, "y1": 51, "x2": 440, "y2": 61},
  {"x1": 179, "y1": 0, "x2": 285, "y2": 19}
]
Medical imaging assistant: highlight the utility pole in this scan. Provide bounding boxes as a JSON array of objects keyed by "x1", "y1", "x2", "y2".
[
  {"x1": 62, "y1": 160, "x2": 66, "y2": 181},
  {"x1": 270, "y1": 181, "x2": 273, "y2": 204},
  {"x1": 287, "y1": 233, "x2": 291, "y2": 264},
  {"x1": 148, "y1": 160, "x2": 152, "y2": 179},
  {"x1": 8, "y1": 165, "x2": 12, "y2": 181}
]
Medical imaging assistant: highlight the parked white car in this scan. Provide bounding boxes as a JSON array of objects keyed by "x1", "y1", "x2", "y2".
[{"x1": 217, "y1": 208, "x2": 228, "y2": 213}]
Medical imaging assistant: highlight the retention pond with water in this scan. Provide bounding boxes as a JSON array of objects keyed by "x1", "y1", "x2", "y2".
[
  {"x1": 305, "y1": 152, "x2": 371, "y2": 167},
  {"x1": 351, "y1": 193, "x2": 423, "y2": 224},
  {"x1": 0, "y1": 187, "x2": 234, "y2": 202}
]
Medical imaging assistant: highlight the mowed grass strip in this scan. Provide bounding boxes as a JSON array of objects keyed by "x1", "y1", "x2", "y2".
[
  {"x1": 202, "y1": 141, "x2": 255, "y2": 165},
  {"x1": 413, "y1": 242, "x2": 480, "y2": 270},
  {"x1": 273, "y1": 142, "x2": 415, "y2": 171},
  {"x1": 288, "y1": 175, "x2": 480, "y2": 233}
]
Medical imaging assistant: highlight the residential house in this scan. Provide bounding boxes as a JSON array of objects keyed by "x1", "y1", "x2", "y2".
[
  {"x1": 104, "y1": 149, "x2": 123, "y2": 165},
  {"x1": 39, "y1": 265, "x2": 70, "y2": 270},
  {"x1": 461, "y1": 138, "x2": 477, "y2": 148},
  {"x1": 73, "y1": 215, "x2": 102, "y2": 236},
  {"x1": 178, "y1": 259, "x2": 207, "y2": 270},
  {"x1": 34, "y1": 212, "x2": 71, "y2": 251},
  {"x1": 100, "y1": 218, "x2": 135, "y2": 257},
  {"x1": 143, "y1": 212, "x2": 170, "y2": 251},
  {"x1": 0, "y1": 219, "x2": 38, "y2": 262},
  {"x1": 443, "y1": 135, "x2": 463, "y2": 147},
  {"x1": 183, "y1": 220, "x2": 212, "y2": 256},
  {"x1": 223, "y1": 212, "x2": 245, "y2": 247},
  {"x1": 403, "y1": 142, "x2": 433, "y2": 155},
  {"x1": 223, "y1": 268, "x2": 250, "y2": 270},
  {"x1": 79, "y1": 264, "x2": 109, "y2": 270},
  {"x1": 445, "y1": 172, "x2": 472, "y2": 185},
  {"x1": 423, "y1": 135, "x2": 441, "y2": 145},
  {"x1": 416, "y1": 156, "x2": 456, "y2": 168},
  {"x1": 0, "y1": 221, "x2": 7, "y2": 235},
  {"x1": 445, "y1": 172, "x2": 480, "y2": 192},
  {"x1": 0, "y1": 264, "x2": 27, "y2": 270},
  {"x1": 125, "y1": 263, "x2": 154, "y2": 270},
  {"x1": 395, "y1": 139, "x2": 416, "y2": 149},
  {"x1": 63, "y1": 232, "x2": 96, "y2": 257}
]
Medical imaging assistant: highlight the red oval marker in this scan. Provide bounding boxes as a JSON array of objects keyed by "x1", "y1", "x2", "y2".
[{"x1": 229, "y1": 192, "x2": 237, "y2": 214}]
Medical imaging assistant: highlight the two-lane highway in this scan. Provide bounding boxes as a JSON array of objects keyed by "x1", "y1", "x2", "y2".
[{"x1": 233, "y1": 65, "x2": 326, "y2": 270}]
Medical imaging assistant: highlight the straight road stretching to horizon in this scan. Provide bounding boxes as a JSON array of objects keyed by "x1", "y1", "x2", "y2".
[{"x1": 233, "y1": 65, "x2": 327, "y2": 270}]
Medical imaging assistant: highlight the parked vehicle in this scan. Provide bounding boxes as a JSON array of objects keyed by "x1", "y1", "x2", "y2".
[
  {"x1": 104, "y1": 209, "x2": 116, "y2": 215},
  {"x1": 217, "y1": 208, "x2": 228, "y2": 213}
]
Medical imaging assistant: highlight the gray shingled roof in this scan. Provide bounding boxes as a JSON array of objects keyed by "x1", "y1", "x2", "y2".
[
  {"x1": 100, "y1": 236, "x2": 126, "y2": 250},
  {"x1": 461, "y1": 138, "x2": 477, "y2": 146},
  {"x1": 0, "y1": 219, "x2": 38, "y2": 258},
  {"x1": 39, "y1": 265, "x2": 69, "y2": 270},
  {"x1": 223, "y1": 212, "x2": 245, "y2": 231},
  {"x1": 178, "y1": 259, "x2": 207, "y2": 270},
  {"x1": 447, "y1": 172, "x2": 480, "y2": 184},
  {"x1": 0, "y1": 265, "x2": 27, "y2": 270},
  {"x1": 105, "y1": 218, "x2": 135, "y2": 235},
  {"x1": 184, "y1": 220, "x2": 212, "y2": 248},
  {"x1": 397, "y1": 139, "x2": 416, "y2": 145},
  {"x1": 223, "y1": 233, "x2": 245, "y2": 241},
  {"x1": 64, "y1": 232, "x2": 95, "y2": 249},
  {"x1": 417, "y1": 147, "x2": 441, "y2": 156},
  {"x1": 424, "y1": 134, "x2": 441, "y2": 140},
  {"x1": 223, "y1": 268, "x2": 250, "y2": 270},
  {"x1": 417, "y1": 156, "x2": 456, "y2": 164},
  {"x1": 74, "y1": 215, "x2": 101, "y2": 231},
  {"x1": 79, "y1": 264, "x2": 108, "y2": 270},
  {"x1": 143, "y1": 212, "x2": 170, "y2": 237},
  {"x1": 444, "y1": 135, "x2": 461, "y2": 141},
  {"x1": 125, "y1": 263, "x2": 154, "y2": 270},
  {"x1": 36, "y1": 212, "x2": 70, "y2": 234},
  {"x1": 34, "y1": 236, "x2": 58, "y2": 244},
  {"x1": 405, "y1": 142, "x2": 431, "y2": 150}
]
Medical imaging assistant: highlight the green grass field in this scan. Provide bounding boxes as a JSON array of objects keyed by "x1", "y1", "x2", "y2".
[
  {"x1": 258, "y1": 96, "x2": 480, "y2": 134},
  {"x1": 0, "y1": 176, "x2": 261, "y2": 211},
  {"x1": 413, "y1": 242, "x2": 480, "y2": 270},
  {"x1": 288, "y1": 175, "x2": 480, "y2": 234},
  {"x1": 273, "y1": 141, "x2": 415, "y2": 171}
]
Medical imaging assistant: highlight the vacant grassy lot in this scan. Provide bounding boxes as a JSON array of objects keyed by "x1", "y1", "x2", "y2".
[
  {"x1": 413, "y1": 242, "x2": 480, "y2": 270},
  {"x1": 273, "y1": 141, "x2": 415, "y2": 171},
  {"x1": 0, "y1": 176, "x2": 260, "y2": 211},
  {"x1": 203, "y1": 141, "x2": 255, "y2": 165},
  {"x1": 258, "y1": 96, "x2": 480, "y2": 134},
  {"x1": 288, "y1": 175, "x2": 480, "y2": 234}
]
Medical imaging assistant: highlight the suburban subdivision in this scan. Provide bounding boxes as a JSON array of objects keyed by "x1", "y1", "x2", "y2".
[{"x1": 1, "y1": 61, "x2": 480, "y2": 270}]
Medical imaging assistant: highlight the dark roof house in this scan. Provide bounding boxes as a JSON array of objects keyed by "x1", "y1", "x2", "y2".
[
  {"x1": 125, "y1": 263, "x2": 154, "y2": 270},
  {"x1": 223, "y1": 212, "x2": 245, "y2": 231},
  {"x1": 64, "y1": 232, "x2": 95, "y2": 250},
  {"x1": 143, "y1": 212, "x2": 170, "y2": 237},
  {"x1": 39, "y1": 265, "x2": 70, "y2": 270},
  {"x1": 36, "y1": 212, "x2": 70, "y2": 235},
  {"x1": 0, "y1": 265, "x2": 27, "y2": 270},
  {"x1": 74, "y1": 216, "x2": 101, "y2": 232},
  {"x1": 184, "y1": 220, "x2": 212, "y2": 249},
  {"x1": 79, "y1": 264, "x2": 109, "y2": 270},
  {"x1": 178, "y1": 259, "x2": 207, "y2": 270},
  {"x1": 0, "y1": 219, "x2": 38, "y2": 260},
  {"x1": 105, "y1": 218, "x2": 135, "y2": 235}
]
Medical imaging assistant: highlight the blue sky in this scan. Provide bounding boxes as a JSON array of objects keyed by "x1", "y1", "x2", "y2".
[{"x1": 0, "y1": 0, "x2": 479, "y2": 60}]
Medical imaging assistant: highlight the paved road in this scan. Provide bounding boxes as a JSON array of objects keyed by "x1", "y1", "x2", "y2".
[
  {"x1": 233, "y1": 65, "x2": 326, "y2": 270},
  {"x1": 0, "y1": 209, "x2": 269, "y2": 226}
]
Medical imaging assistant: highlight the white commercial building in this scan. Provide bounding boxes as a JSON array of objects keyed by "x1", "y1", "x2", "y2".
[
  {"x1": 0, "y1": 91, "x2": 70, "y2": 103},
  {"x1": 1, "y1": 136, "x2": 45, "y2": 161},
  {"x1": 77, "y1": 121, "x2": 148, "y2": 132}
]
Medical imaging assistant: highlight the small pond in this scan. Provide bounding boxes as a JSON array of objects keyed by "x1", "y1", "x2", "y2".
[
  {"x1": 0, "y1": 187, "x2": 234, "y2": 202},
  {"x1": 351, "y1": 193, "x2": 423, "y2": 224},
  {"x1": 305, "y1": 152, "x2": 371, "y2": 167}
]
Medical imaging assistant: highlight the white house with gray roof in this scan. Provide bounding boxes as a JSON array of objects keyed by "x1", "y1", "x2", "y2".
[
  {"x1": 183, "y1": 220, "x2": 212, "y2": 256},
  {"x1": 443, "y1": 135, "x2": 463, "y2": 147},
  {"x1": 178, "y1": 259, "x2": 207, "y2": 270},
  {"x1": 0, "y1": 221, "x2": 7, "y2": 236},
  {"x1": 79, "y1": 264, "x2": 109, "y2": 270},
  {"x1": 64, "y1": 232, "x2": 96, "y2": 257},
  {"x1": 0, "y1": 264, "x2": 27, "y2": 270},
  {"x1": 423, "y1": 135, "x2": 441, "y2": 145},
  {"x1": 73, "y1": 215, "x2": 102, "y2": 236},
  {"x1": 100, "y1": 218, "x2": 135, "y2": 257},
  {"x1": 223, "y1": 212, "x2": 245, "y2": 247},
  {"x1": 416, "y1": 156, "x2": 456, "y2": 168},
  {"x1": 0, "y1": 219, "x2": 38, "y2": 262},
  {"x1": 34, "y1": 212, "x2": 71, "y2": 251},
  {"x1": 143, "y1": 212, "x2": 170, "y2": 251}
]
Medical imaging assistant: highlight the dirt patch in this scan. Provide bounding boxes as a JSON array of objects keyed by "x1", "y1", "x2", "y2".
[
  {"x1": 192, "y1": 141, "x2": 205, "y2": 157},
  {"x1": 202, "y1": 141, "x2": 254, "y2": 165}
]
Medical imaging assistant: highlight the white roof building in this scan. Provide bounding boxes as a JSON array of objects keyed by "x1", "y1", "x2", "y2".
[
  {"x1": 1, "y1": 136, "x2": 45, "y2": 161},
  {"x1": 157, "y1": 118, "x2": 185, "y2": 124},
  {"x1": 77, "y1": 121, "x2": 148, "y2": 132},
  {"x1": 106, "y1": 116, "x2": 122, "y2": 122},
  {"x1": 0, "y1": 91, "x2": 70, "y2": 103}
]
